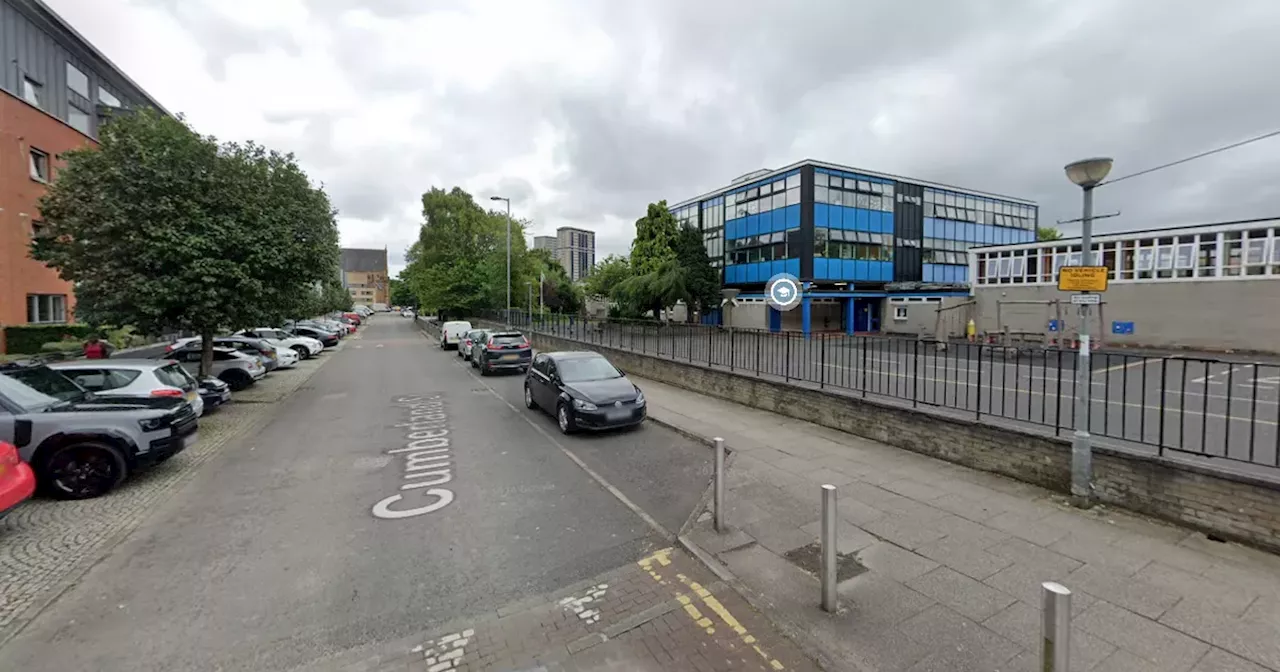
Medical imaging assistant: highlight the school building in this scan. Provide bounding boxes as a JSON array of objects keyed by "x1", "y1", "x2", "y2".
[{"x1": 665, "y1": 159, "x2": 1038, "y2": 333}]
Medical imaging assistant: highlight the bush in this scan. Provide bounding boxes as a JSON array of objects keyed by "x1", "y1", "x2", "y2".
[{"x1": 2, "y1": 325, "x2": 95, "y2": 354}]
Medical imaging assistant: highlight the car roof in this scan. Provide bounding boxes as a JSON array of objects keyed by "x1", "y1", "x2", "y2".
[
  {"x1": 50, "y1": 359, "x2": 171, "y2": 369},
  {"x1": 547, "y1": 351, "x2": 604, "y2": 361}
]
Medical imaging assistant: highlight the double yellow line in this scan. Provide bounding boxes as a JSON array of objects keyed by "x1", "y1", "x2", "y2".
[{"x1": 638, "y1": 548, "x2": 786, "y2": 671}]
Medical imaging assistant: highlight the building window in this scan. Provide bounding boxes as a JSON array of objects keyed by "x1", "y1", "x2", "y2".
[
  {"x1": 66, "y1": 62, "x2": 90, "y2": 98},
  {"x1": 22, "y1": 77, "x2": 42, "y2": 107},
  {"x1": 29, "y1": 149, "x2": 50, "y2": 182},
  {"x1": 98, "y1": 86, "x2": 122, "y2": 108},
  {"x1": 68, "y1": 105, "x2": 92, "y2": 134},
  {"x1": 893, "y1": 306, "x2": 908, "y2": 321},
  {"x1": 27, "y1": 294, "x2": 67, "y2": 324}
]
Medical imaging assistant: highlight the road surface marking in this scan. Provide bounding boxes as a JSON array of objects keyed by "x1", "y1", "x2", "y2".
[{"x1": 372, "y1": 394, "x2": 456, "y2": 520}]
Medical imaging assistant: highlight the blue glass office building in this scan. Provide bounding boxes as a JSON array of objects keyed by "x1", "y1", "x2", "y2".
[{"x1": 668, "y1": 160, "x2": 1037, "y2": 333}]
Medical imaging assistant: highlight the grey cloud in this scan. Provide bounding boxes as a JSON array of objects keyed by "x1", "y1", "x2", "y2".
[
  {"x1": 156, "y1": 0, "x2": 1280, "y2": 256},
  {"x1": 135, "y1": 0, "x2": 300, "y2": 80}
]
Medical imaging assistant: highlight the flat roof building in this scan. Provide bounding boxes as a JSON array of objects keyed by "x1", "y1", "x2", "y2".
[
  {"x1": 555, "y1": 227, "x2": 595, "y2": 282},
  {"x1": 341, "y1": 247, "x2": 389, "y2": 306},
  {"x1": 957, "y1": 216, "x2": 1280, "y2": 353},
  {"x1": 665, "y1": 159, "x2": 1037, "y2": 333},
  {"x1": 533, "y1": 236, "x2": 556, "y2": 252}
]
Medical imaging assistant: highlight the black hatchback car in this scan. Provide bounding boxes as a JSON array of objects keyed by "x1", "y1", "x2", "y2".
[{"x1": 524, "y1": 351, "x2": 646, "y2": 434}]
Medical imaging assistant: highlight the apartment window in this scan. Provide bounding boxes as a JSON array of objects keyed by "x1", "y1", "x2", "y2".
[
  {"x1": 68, "y1": 105, "x2": 92, "y2": 135},
  {"x1": 98, "y1": 86, "x2": 121, "y2": 108},
  {"x1": 22, "y1": 77, "x2": 42, "y2": 107},
  {"x1": 27, "y1": 294, "x2": 67, "y2": 324},
  {"x1": 66, "y1": 62, "x2": 90, "y2": 97},
  {"x1": 893, "y1": 306, "x2": 908, "y2": 321},
  {"x1": 29, "y1": 149, "x2": 50, "y2": 182}
]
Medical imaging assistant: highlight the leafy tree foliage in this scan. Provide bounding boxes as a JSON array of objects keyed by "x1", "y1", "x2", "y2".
[
  {"x1": 389, "y1": 276, "x2": 415, "y2": 307},
  {"x1": 32, "y1": 108, "x2": 339, "y2": 375},
  {"x1": 583, "y1": 254, "x2": 631, "y2": 299},
  {"x1": 674, "y1": 225, "x2": 722, "y2": 320},
  {"x1": 1037, "y1": 226, "x2": 1064, "y2": 241},
  {"x1": 402, "y1": 187, "x2": 535, "y2": 319}
]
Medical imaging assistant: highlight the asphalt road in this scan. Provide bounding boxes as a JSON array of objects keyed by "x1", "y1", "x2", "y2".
[
  {"x1": 0, "y1": 318, "x2": 713, "y2": 672},
  {"x1": 529, "y1": 321, "x2": 1280, "y2": 478}
]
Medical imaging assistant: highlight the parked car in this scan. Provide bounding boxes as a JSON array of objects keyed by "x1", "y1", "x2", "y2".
[
  {"x1": 524, "y1": 351, "x2": 646, "y2": 434},
  {"x1": 342, "y1": 312, "x2": 363, "y2": 326},
  {"x1": 166, "y1": 346, "x2": 266, "y2": 391},
  {"x1": 299, "y1": 318, "x2": 350, "y2": 336},
  {"x1": 234, "y1": 328, "x2": 323, "y2": 359},
  {"x1": 50, "y1": 359, "x2": 204, "y2": 417},
  {"x1": 460, "y1": 329, "x2": 491, "y2": 361},
  {"x1": 197, "y1": 377, "x2": 232, "y2": 413},
  {"x1": 287, "y1": 325, "x2": 340, "y2": 348},
  {"x1": 440, "y1": 321, "x2": 472, "y2": 350},
  {"x1": 0, "y1": 440, "x2": 36, "y2": 517},
  {"x1": 0, "y1": 364, "x2": 199, "y2": 499},
  {"x1": 167, "y1": 337, "x2": 281, "y2": 372},
  {"x1": 401, "y1": 309, "x2": 415, "y2": 318},
  {"x1": 474, "y1": 332, "x2": 531, "y2": 375}
]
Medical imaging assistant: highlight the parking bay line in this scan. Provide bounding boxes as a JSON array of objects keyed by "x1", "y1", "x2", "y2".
[{"x1": 449, "y1": 356, "x2": 677, "y2": 544}]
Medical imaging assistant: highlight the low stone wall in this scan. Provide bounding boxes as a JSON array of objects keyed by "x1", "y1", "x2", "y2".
[{"x1": 487, "y1": 320, "x2": 1280, "y2": 554}]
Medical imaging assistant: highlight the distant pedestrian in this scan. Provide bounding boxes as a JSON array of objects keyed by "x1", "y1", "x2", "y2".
[{"x1": 83, "y1": 334, "x2": 114, "y2": 360}]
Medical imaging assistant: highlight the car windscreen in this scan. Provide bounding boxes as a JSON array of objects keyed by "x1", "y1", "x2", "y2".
[
  {"x1": 155, "y1": 363, "x2": 196, "y2": 390},
  {"x1": 490, "y1": 334, "x2": 526, "y2": 346},
  {"x1": 557, "y1": 357, "x2": 622, "y2": 383},
  {"x1": 0, "y1": 366, "x2": 87, "y2": 404}
]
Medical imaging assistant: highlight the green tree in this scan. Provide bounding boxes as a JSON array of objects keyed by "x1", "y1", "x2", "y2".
[
  {"x1": 627, "y1": 202, "x2": 680, "y2": 317},
  {"x1": 389, "y1": 276, "x2": 415, "y2": 307},
  {"x1": 1037, "y1": 227, "x2": 1064, "y2": 241},
  {"x1": 32, "y1": 108, "x2": 339, "y2": 376},
  {"x1": 673, "y1": 225, "x2": 721, "y2": 321},
  {"x1": 401, "y1": 187, "x2": 531, "y2": 320},
  {"x1": 583, "y1": 254, "x2": 632, "y2": 299}
]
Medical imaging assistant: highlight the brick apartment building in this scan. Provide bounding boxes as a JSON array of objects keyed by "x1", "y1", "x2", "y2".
[
  {"x1": 0, "y1": 0, "x2": 168, "y2": 350},
  {"x1": 340, "y1": 247, "x2": 390, "y2": 306}
]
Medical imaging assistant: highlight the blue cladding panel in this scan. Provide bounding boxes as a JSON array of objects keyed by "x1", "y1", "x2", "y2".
[
  {"x1": 815, "y1": 203, "x2": 829, "y2": 227},
  {"x1": 785, "y1": 204, "x2": 800, "y2": 229},
  {"x1": 924, "y1": 218, "x2": 936, "y2": 238},
  {"x1": 785, "y1": 258, "x2": 800, "y2": 276},
  {"x1": 773, "y1": 208, "x2": 786, "y2": 232},
  {"x1": 880, "y1": 261, "x2": 892, "y2": 281},
  {"x1": 814, "y1": 258, "x2": 829, "y2": 279}
]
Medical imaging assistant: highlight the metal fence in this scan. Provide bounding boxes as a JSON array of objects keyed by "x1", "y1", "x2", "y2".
[{"x1": 478, "y1": 310, "x2": 1280, "y2": 474}]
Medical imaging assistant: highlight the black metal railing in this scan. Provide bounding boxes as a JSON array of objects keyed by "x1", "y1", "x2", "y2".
[{"x1": 475, "y1": 310, "x2": 1280, "y2": 473}]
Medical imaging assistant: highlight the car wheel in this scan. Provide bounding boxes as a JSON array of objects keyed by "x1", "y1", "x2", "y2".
[
  {"x1": 220, "y1": 370, "x2": 253, "y2": 392},
  {"x1": 557, "y1": 403, "x2": 576, "y2": 434},
  {"x1": 524, "y1": 384, "x2": 537, "y2": 409},
  {"x1": 291, "y1": 344, "x2": 310, "y2": 359},
  {"x1": 38, "y1": 440, "x2": 128, "y2": 500},
  {"x1": 479, "y1": 361, "x2": 489, "y2": 376}
]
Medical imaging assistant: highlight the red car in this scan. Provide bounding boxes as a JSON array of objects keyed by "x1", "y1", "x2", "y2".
[
  {"x1": 0, "y1": 441, "x2": 36, "y2": 517},
  {"x1": 342, "y1": 312, "x2": 363, "y2": 326}
]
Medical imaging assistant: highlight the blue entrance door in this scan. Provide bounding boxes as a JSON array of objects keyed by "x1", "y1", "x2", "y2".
[{"x1": 853, "y1": 298, "x2": 881, "y2": 332}]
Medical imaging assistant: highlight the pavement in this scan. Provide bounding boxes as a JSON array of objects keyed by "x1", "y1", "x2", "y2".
[
  {"x1": 631, "y1": 374, "x2": 1280, "y2": 671},
  {"x1": 0, "y1": 316, "x2": 816, "y2": 672},
  {"x1": 528, "y1": 321, "x2": 1280, "y2": 481}
]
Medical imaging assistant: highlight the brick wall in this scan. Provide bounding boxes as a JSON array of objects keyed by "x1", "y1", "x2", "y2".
[{"x1": 499, "y1": 322, "x2": 1280, "y2": 554}]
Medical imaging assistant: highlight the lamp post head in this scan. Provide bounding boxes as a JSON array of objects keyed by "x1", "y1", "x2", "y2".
[
  {"x1": 490, "y1": 195, "x2": 507, "y2": 202},
  {"x1": 1064, "y1": 157, "x2": 1114, "y2": 189}
]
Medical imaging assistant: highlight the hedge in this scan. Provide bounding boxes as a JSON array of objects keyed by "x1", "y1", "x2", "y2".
[{"x1": 2, "y1": 325, "x2": 96, "y2": 354}]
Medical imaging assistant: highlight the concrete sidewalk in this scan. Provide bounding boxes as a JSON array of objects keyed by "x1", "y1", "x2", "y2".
[{"x1": 634, "y1": 375, "x2": 1280, "y2": 672}]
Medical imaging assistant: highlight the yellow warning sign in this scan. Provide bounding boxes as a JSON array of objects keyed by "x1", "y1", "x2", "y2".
[{"x1": 1058, "y1": 266, "x2": 1108, "y2": 292}]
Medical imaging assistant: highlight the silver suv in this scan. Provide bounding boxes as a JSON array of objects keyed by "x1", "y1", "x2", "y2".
[{"x1": 0, "y1": 364, "x2": 199, "y2": 499}]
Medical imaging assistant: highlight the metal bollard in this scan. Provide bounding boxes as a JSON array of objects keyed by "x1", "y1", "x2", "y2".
[
  {"x1": 1041, "y1": 582, "x2": 1071, "y2": 671},
  {"x1": 713, "y1": 437, "x2": 726, "y2": 532},
  {"x1": 820, "y1": 484, "x2": 838, "y2": 612}
]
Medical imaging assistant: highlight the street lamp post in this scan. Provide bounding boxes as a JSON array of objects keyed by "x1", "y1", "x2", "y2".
[
  {"x1": 1063, "y1": 157, "x2": 1113, "y2": 508},
  {"x1": 490, "y1": 196, "x2": 512, "y2": 327}
]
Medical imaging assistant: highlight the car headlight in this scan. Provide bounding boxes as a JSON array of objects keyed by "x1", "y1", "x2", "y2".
[
  {"x1": 573, "y1": 398, "x2": 598, "y2": 411},
  {"x1": 139, "y1": 415, "x2": 170, "y2": 432},
  {"x1": 634, "y1": 389, "x2": 645, "y2": 405}
]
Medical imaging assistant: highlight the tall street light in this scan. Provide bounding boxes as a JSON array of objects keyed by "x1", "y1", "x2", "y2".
[
  {"x1": 1063, "y1": 156, "x2": 1113, "y2": 508},
  {"x1": 490, "y1": 196, "x2": 512, "y2": 326}
]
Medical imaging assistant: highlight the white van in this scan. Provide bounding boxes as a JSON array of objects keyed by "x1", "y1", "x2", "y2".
[{"x1": 440, "y1": 321, "x2": 473, "y2": 350}]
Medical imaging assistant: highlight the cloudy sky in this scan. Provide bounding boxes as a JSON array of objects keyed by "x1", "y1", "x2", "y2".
[{"x1": 49, "y1": 0, "x2": 1280, "y2": 276}]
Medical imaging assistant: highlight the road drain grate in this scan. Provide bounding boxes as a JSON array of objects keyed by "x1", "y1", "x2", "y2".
[{"x1": 783, "y1": 542, "x2": 867, "y2": 582}]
